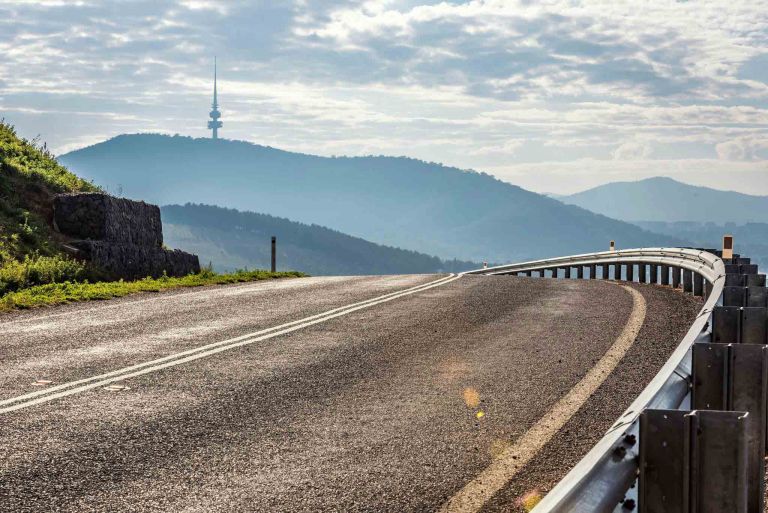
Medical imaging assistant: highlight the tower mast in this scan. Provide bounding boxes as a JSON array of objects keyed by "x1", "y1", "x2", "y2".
[{"x1": 208, "y1": 57, "x2": 222, "y2": 139}]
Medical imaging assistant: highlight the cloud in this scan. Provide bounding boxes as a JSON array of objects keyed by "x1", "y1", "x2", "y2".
[
  {"x1": 716, "y1": 137, "x2": 768, "y2": 161},
  {"x1": 613, "y1": 141, "x2": 652, "y2": 160},
  {"x1": 0, "y1": 0, "x2": 766, "y2": 195}
]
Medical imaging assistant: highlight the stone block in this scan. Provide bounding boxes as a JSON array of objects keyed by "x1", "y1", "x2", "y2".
[
  {"x1": 54, "y1": 193, "x2": 163, "y2": 247},
  {"x1": 71, "y1": 241, "x2": 200, "y2": 280}
]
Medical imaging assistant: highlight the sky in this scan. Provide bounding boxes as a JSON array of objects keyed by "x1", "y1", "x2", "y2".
[{"x1": 1, "y1": 0, "x2": 767, "y2": 195}]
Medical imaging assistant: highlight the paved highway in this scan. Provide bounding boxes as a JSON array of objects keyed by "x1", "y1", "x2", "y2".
[{"x1": 0, "y1": 274, "x2": 701, "y2": 512}]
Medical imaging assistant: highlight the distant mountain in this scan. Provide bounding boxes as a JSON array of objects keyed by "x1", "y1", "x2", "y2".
[
  {"x1": 60, "y1": 134, "x2": 683, "y2": 262},
  {"x1": 162, "y1": 204, "x2": 476, "y2": 275},
  {"x1": 634, "y1": 221, "x2": 768, "y2": 269},
  {"x1": 561, "y1": 177, "x2": 768, "y2": 223}
]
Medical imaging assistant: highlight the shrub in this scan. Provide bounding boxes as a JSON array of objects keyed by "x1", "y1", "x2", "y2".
[{"x1": 0, "y1": 254, "x2": 86, "y2": 295}]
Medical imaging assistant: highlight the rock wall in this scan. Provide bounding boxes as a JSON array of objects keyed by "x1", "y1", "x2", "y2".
[
  {"x1": 54, "y1": 193, "x2": 163, "y2": 247},
  {"x1": 54, "y1": 193, "x2": 200, "y2": 279},
  {"x1": 70, "y1": 241, "x2": 200, "y2": 280}
]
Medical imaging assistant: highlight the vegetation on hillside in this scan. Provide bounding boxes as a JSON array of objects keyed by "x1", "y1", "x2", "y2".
[
  {"x1": 162, "y1": 203, "x2": 478, "y2": 275},
  {"x1": 0, "y1": 121, "x2": 101, "y2": 295}
]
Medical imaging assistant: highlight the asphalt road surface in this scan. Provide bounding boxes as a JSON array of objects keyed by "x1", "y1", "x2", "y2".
[{"x1": 0, "y1": 274, "x2": 701, "y2": 512}]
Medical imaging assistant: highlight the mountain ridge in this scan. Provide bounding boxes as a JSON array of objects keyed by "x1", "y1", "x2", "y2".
[
  {"x1": 161, "y1": 203, "x2": 477, "y2": 275},
  {"x1": 561, "y1": 176, "x2": 768, "y2": 223},
  {"x1": 60, "y1": 133, "x2": 685, "y2": 262}
]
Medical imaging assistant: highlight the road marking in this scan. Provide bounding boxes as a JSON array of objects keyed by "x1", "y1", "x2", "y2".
[
  {"x1": 0, "y1": 276, "x2": 393, "y2": 326},
  {"x1": 439, "y1": 283, "x2": 647, "y2": 513},
  {"x1": 0, "y1": 274, "x2": 460, "y2": 415}
]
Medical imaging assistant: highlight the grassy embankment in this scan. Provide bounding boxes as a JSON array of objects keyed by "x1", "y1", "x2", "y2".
[
  {"x1": 0, "y1": 268, "x2": 304, "y2": 311},
  {"x1": 0, "y1": 121, "x2": 303, "y2": 312}
]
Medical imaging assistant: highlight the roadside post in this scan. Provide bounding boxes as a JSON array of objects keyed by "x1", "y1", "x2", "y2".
[
  {"x1": 271, "y1": 236, "x2": 276, "y2": 272},
  {"x1": 724, "y1": 235, "x2": 734, "y2": 261}
]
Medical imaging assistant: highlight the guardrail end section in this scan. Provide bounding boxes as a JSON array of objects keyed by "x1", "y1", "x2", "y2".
[{"x1": 640, "y1": 409, "x2": 749, "y2": 513}]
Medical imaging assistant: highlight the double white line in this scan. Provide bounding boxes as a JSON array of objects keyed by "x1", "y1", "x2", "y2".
[{"x1": 1, "y1": 274, "x2": 461, "y2": 415}]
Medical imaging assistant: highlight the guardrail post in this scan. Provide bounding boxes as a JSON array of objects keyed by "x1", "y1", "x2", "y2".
[
  {"x1": 577, "y1": 266, "x2": 584, "y2": 279},
  {"x1": 725, "y1": 287, "x2": 747, "y2": 307},
  {"x1": 589, "y1": 264, "x2": 596, "y2": 279},
  {"x1": 564, "y1": 266, "x2": 571, "y2": 279},
  {"x1": 661, "y1": 265, "x2": 670, "y2": 286},
  {"x1": 693, "y1": 273, "x2": 704, "y2": 297},
  {"x1": 693, "y1": 343, "x2": 767, "y2": 513},
  {"x1": 743, "y1": 307, "x2": 768, "y2": 344},
  {"x1": 713, "y1": 306, "x2": 768, "y2": 344},
  {"x1": 627, "y1": 263, "x2": 634, "y2": 282},
  {"x1": 672, "y1": 266, "x2": 681, "y2": 288},
  {"x1": 748, "y1": 287, "x2": 767, "y2": 307},
  {"x1": 714, "y1": 306, "x2": 741, "y2": 343},
  {"x1": 650, "y1": 264, "x2": 658, "y2": 284},
  {"x1": 640, "y1": 409, "x2": 749, "y2": 513},
  {"x1": 639, "y1": 263, "x2": 647, "y2": 283},
  {"x1": 683, "y1": 269, "x2": 693, "y2": 293},
  {"x1": 602, "y1": 263, "x2": 609, "y2": 280}
]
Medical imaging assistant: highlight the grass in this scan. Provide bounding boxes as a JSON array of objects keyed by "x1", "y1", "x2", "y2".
[
  {"x1": 0, "y1": 121, "x2": 100, "y2": 262},
  {"x1": 0, "y1": 268, "x2": 306, "y2": 311}
]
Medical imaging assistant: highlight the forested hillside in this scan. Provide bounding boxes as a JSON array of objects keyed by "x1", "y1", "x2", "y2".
[
  {"x1": 61, "y1": 134, "x2": 683, "y2": 262},
  {"x1": 162, "y1": 204, "x2": 476, "y2": 275}
]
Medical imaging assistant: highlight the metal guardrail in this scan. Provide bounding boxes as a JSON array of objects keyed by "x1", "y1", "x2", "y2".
[{"x1": 467, "y1": 247, "x2": 744, "y2": 512}]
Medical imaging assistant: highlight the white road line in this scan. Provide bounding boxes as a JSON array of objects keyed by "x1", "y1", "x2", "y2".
[
  {"x1": 438, "y1": 283, "x2": 647, "y2": 513},
  {"x1": 1, "y1": 274, "x2": 461, "y2": 414},
  {"x1": 0, "y1": 275, "x2": 401, "y2": 326}
]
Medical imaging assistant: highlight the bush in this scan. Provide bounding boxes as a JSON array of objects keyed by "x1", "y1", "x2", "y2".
[{"x1": 0, "y1": 254, "x2": 86, "y2": 295}]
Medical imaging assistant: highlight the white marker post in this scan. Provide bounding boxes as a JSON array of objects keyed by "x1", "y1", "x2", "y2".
[
  {"x1": 610, "y1": 240, "x2": 615, "y2": 252},
  {"x1": 722, "y1": 234, "x2": 734, "y2": 261}
]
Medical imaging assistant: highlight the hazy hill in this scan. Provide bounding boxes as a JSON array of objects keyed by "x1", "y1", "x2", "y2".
[
  {"x1": 60, "y1": 134, "x2": 682, "y2": 262},
  {"x1": 162, "y1": 204, "x2": 477, "y2": 275},
  {"x1": 635, "y1": 221, "x2": 768, "y2": 269},
  {"x1": 561, "y1": 177, "x2": 768, "y2": 223}
]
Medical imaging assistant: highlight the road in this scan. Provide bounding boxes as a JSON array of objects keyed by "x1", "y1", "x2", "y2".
[{"x1": 0, "y1": 274, "x2": 701, "y2": 512}]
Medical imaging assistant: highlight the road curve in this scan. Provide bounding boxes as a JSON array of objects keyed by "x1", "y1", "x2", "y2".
[{"x1": 0, "y1": 274, "x2": 701, "y2": 512}]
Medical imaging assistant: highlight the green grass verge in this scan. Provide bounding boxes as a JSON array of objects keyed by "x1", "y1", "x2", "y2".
[{"x1": 0, "y1": 269, "x2": 306, "y2": 311}]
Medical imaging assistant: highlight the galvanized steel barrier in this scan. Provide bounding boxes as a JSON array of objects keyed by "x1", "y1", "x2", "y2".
[{"x1": 466, "y1": 247, "x2": 768, "y2": 512}]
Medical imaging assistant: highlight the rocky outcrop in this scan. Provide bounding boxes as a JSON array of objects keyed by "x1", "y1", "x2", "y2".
[{"x1": 54, "y1": 193, "x2": 199, "y2": 279}]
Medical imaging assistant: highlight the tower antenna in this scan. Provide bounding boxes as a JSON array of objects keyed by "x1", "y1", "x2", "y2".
[{"x1": 207, "y1": 57, "x2": 222, "y2": 139}]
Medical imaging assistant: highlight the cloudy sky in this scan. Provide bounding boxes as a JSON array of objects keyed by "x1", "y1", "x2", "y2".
[{"x1": 1, "y1": 0, "x2": 767, "y2": 195}]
